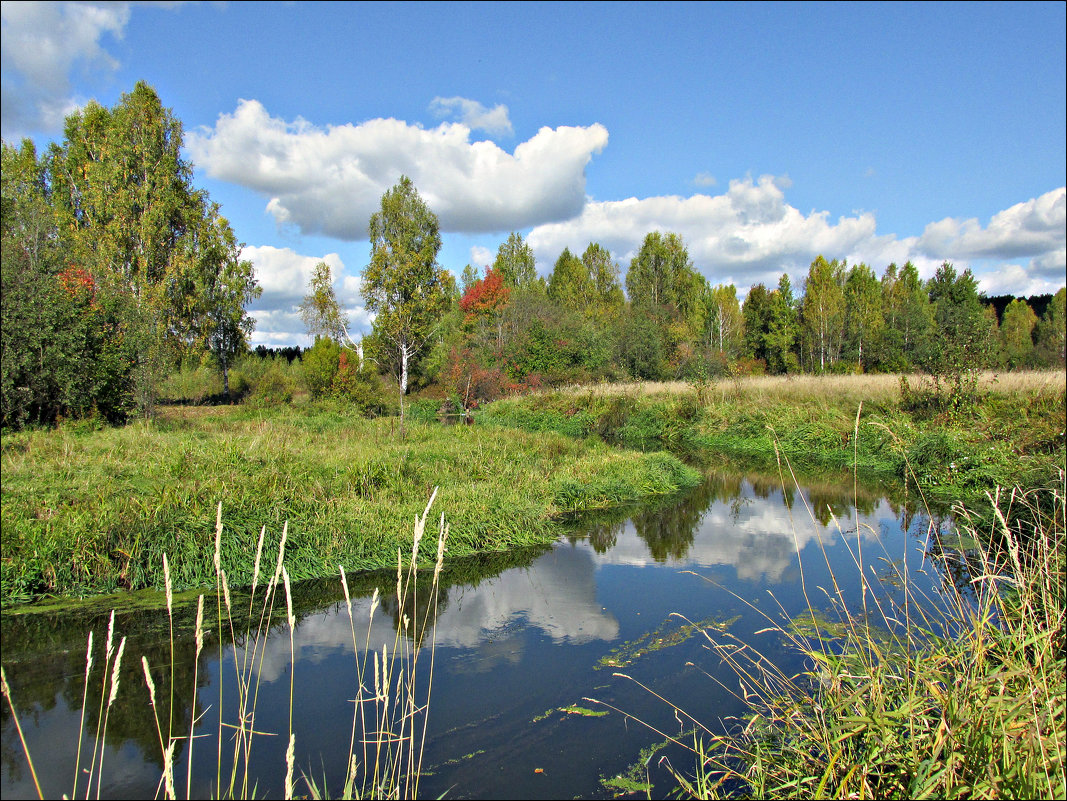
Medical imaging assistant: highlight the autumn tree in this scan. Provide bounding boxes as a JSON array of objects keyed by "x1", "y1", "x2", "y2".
[
  {"x1": 459, "y1": 266, "x2": 511, "y2": 349},
  {"x1": 362, "y1": 176, "x2": 450, "y2": 433}
]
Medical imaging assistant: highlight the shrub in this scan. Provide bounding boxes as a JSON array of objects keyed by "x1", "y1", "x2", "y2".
[
  {"x1": 249, "y1": 362, "x2": 296, "y2": 405},
  {"x1": 332, "y1": 353, "x2": 391, "y2": 416},
  {"x1": 301, "y1": 337, "x2": 341, "y2": 399}
]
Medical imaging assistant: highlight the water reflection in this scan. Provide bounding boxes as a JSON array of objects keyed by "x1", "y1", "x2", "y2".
[{"x1": 2, "y1": 470, "x2": 954, "y2": 800}]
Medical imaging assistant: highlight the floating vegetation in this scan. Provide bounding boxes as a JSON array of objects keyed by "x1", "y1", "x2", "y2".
[
  {"x1": 596, "y1": 614, "x2": 739, "y2": 670},
  {"x1": 531, "y1": 703, "x2": 609, "y2": 723},
  {"x1": 562, "y1": 704, "x2": 608, "y2": 717},
  {"x1": 433, "y1": 749, "x2": 486, "y2": 768},
  {"x1": 599, "y1": 736, "x2": 679, "y2": 797}
]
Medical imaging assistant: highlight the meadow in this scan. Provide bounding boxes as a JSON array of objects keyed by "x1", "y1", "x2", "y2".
[{"x1": 0, "y1": 402, "x2": 699, "y2": 604}]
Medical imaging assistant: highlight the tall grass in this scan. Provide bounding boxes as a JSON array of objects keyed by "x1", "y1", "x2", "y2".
[
  {"x1": 1, "y1": 405, "x2": 697, "y2": 602},
  {"x1": 558, "y1": 370, "x2": 1064, "y2": 404},
  {"x1": 1, "y1": 494, "x2": 450, "y2": 799},
  {"x1": 591, "y1": 467, "x2": 1066, "y2": 799}
]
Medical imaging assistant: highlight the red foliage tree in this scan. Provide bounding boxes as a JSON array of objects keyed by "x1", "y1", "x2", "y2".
[{"x1": 459, "y1": 267, "x2": 510, "y2": 319}]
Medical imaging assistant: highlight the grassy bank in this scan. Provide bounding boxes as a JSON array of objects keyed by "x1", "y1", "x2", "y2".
[
  {"x1": 480, "y1": 371, "x2": 1066, "y2": 501},
  {"x1": 0, "y1": 403, "x2": 699, "y2": 604},
  {"x1": 657, "y1": 480, "x2": 1066, "y2": 800}
]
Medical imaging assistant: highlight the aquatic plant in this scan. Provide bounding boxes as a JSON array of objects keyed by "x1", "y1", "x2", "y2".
[
  {"x1": 588, "y1": 464, "x2": 1066, "y2": 799},
  {"x1": 1, "y1": 494, "x2": 450, "y2": 799}
]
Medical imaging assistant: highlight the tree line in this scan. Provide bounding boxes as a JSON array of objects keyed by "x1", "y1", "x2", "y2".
[
  {"x1": 3, "y1": 82, "x2": 1063, "y2": 429},
  {"x1": 302, "y1": 178, "x2": 1064, "y2": 414},
  {"x1": 2, "y1": 82, "x2": 260, "y2": 427}
]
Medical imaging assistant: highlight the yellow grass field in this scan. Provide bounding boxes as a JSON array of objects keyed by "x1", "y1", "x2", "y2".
[{"x1": 559, "y1": 369, "x2": 1066, "y2": 405}]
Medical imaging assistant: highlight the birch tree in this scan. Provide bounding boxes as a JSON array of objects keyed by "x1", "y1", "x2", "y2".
[{"x1": 362, "y1": 176, "x2": 448, "y2": 434}]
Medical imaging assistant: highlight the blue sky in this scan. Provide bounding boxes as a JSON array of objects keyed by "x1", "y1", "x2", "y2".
[{"x1": 3, "y1": 1, "x2": 1065, "y2": 347}]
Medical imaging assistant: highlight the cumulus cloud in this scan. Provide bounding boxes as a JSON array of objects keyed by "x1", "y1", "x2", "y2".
[
  {"x1": 187, "y1": 99, "x2": 609, "y2": 239},
  {"x1": 429, "y1": 95, "x2": 513, "y2": 136},
  {"x1": 527, "y1": 174, "x2": 878, "y2": 288},
  {"x1": 917, "y1": 187, "x2": 1065, "y2": 261},
  {"x1": 1, "y1": 1, "x2": 132, "y2": 137},
  {"x1": 470, "y1": 245, "x2": 494, "y2": 269},
  {"x1": 975, "y1": 250, "x2": 1067, "y2": 298},
  {"x1": 692, "y1": 171, "x2": 717, "y2": 187},
  {"x1": 526, "y1": 178, "x2": 1067, "y2": 295}
]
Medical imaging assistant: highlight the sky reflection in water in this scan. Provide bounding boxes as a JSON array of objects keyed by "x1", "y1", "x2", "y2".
[{"x1": 1, "y1": 473, "x2": 949, "y2": 800}]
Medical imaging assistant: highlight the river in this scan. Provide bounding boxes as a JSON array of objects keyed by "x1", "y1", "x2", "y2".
[{"x1": 1, "y1": 470, "x2": 957, "y2": 799}]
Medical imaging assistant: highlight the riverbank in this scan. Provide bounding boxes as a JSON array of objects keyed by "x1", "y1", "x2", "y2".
[
  {"x1": 479, "y1": 370, "x2": 1066, "y2": 504},
  {"x1": 0, "y1": 403, "x2": 699, "y2": 605}
]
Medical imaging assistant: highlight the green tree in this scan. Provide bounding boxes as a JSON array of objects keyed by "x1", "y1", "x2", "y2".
[
  {"x1": 1034, "y1": 287, "x2": 1066, "y2": 367},
  {"x1": 2, "y1": 139, "x2": 131, "y2": 426},
  {"x1": 765, "y1": 274, "x2": 800, "y2": 374},
  {"x1": 626, "y1": 232, "x2": 707, "y2": 371},
  {"x1": 492, "y1": 231, "x2": 536, "y2": 288},
  {"x1": 459, "y1": 263, "x2": 480, "y2": 295},
  {"x1": 547, "y1": 247, "x2": 590, "y2": 312},
  {"x1": 362, "y1": 176, "x2": 449, "y2": 434},
  {"x1": 843, "y1": 263, "x2": 883, "y2": 371},
  {"x1": 582, "y1": 242, "x2": 625, "y2": 320},
  {"x1": 880, "y1": 261, "x2": 932, "y2": 370},
  {"x1": 799, "y1": 256, "x2": 846, "y2": 371},
  {"x1": 301, "y1": 336, "x2": 341, "y2": 399},
  {"x1": 626, "y1": 232, "x2": 692, "y2": 313},
  {"x1": 40, "y1": 81, "x2": 258, "y2": 415},
  {"x1": 925, "y1": 262, "x2": 995, "y2": 374},
  {"x1": 742, "y1": 283, "x2": 772, "y2": 366},
  {"x1": 999, "y1": 298, "x2": 1038, "y2": 368},
  {"x1": 616, "y1": 308, "x2": 665, "y2": 380},
  {"x1": 192, "y1": 206, "x2": 262, "y2": 397},
  {"x1": 704, "y1": 283, "x2": 743, "y2": 358},
  {"x1": 299, "y1": 261, "x2": 349, "y2": 344}
]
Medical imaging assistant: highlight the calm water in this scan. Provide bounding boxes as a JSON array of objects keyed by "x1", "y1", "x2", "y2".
[{"x1": 1, "y1": 472, "x2": 956, "y2": 799}]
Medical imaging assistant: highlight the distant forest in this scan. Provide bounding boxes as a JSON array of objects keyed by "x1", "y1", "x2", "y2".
[{"x1": 2, "y1": 83, "x2": 1064, "y2": 427}]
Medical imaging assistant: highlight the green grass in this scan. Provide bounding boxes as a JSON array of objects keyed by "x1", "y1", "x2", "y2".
[
  {"x1": 482, "y1": 373, "x2": 1066, "y2": 503},
  {"x1": 0, "y1": 403, "x2": 699, "y2": 604}
]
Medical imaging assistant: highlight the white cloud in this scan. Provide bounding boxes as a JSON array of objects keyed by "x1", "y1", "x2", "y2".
[
  {"x1": 976, "y1": 251, "x2": 1067, "y2": 298},
  {"x1": 692, "y1": 171, "x2": 717, "y2": 187},
  {"x1": 187, "y1": 99, "x2": 609, "y2": 239},
  {"x1": 1, "y1": 1, "x2": 132, "y2": 137},
  {"x1": 470, "y1": 245, "x2": 493, "y2": 268},
  {"x1": 527, "y1": 175, "x2": 878, "y2": 288},
  {"x1": 916, "y1": 187, "x2": 1066, "y2": 261},
  {"x1": 429, "y1": 96, "x2": 513, "y2": 136},
  {"x1": 526, "y1": 178, "x2": 1067, "y2": 296},
  {"x1": 241, "y1": 245, "x2": 345, "y2": 305}
]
